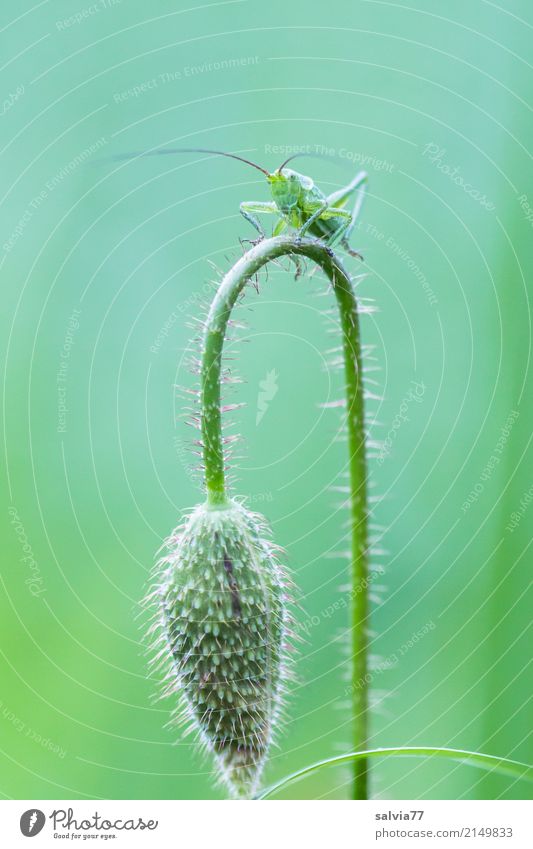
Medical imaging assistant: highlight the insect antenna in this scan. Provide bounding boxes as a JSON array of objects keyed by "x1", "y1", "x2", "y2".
[
  {"x1": 111, "y1": 147, "x2": 269, "y2": 175},
  {"x1": 277, "y1": 151, "x2": 338, "y2": 173}
]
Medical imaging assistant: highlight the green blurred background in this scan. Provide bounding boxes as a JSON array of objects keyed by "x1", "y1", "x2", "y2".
[{"x1": 1, "y1": 0, "x2": 531, "y2": 800}]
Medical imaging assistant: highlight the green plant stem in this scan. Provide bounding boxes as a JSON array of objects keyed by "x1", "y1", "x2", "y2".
[
  {"x1": 256, "y1": 747, "x2": 533, "y2": 800},
  {"x1": 200, "y1": 234, "x2": 370, "y2": 799}
]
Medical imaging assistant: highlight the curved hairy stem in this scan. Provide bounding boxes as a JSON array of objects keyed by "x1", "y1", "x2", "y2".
[
  {"x1": 256, "y1": 747, "x2": 533, "y2": 800},
  {"x1": 200, "y1": 234, "x2": 370, "y2": 798}
]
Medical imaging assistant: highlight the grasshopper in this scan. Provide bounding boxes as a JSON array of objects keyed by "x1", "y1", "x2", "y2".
[
  {"x1": 113, "y1": 147, "x2": 367, "y2": 258},
  {"x1": 236, "y1": 153, "x2": 367, "y2": 259}
]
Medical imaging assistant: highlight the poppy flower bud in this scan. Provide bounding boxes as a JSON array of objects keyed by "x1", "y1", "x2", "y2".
[{"x1": 149, "y1": 499, "x2": 289, "y2": 798}]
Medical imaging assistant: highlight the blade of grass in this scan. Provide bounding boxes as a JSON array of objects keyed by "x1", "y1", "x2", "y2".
[{"x1": 256, "y1": 747, "x2": 533, "y2": 799}]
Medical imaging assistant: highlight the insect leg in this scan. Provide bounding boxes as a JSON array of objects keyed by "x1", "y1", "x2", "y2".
[
  {"x1": 326, "y1": 171, "x2": 367, "y2": 209},
  {"x1": 323, "y1": 217, "x2": 364, "y2": 260},
  {"x1": 272, "y1": 217, "x2": 288, "y2": 236},
  {"x1": 343, "y1": 179, "x2": 367, "y2": 242},
  {"x1": 327, "y1": 173, "x2": 367, "y2": 260},
  {"x1": 240, "y1": 201, "x2": 277, "y2": 237},
  {"x1": 299, "y1": 201, "x2": 352, "y2": 238},
  {"x1": 341, "y1": 237, "x2": 364, "y2": 260},
  {"x1": 319, "y1": 207, "x2": 352, "y2": 221},
  {"x1": 298, "y1": 201, "x2": 329, "y2": 236},
  {"x1": 338, "y1": 184, "x2": 366, "y2": 259},
  {"x1": 324, "y1": 217, "x2": 350, "y2": 247}
]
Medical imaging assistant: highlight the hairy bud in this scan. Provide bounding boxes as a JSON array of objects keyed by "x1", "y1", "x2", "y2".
[{"x1": 147, "y1": 500, "x2": 289, "y2": 798}]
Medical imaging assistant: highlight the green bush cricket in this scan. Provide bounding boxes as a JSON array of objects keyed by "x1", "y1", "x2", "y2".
[
  {"x1": 114, "y1": 147, "x2": 367, "y2": 258},
  {"x1": 235, "y1": 152, "x2": 366, "y2": 258}
]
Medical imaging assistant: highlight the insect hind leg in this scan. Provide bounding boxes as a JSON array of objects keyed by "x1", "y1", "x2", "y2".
[
  {"x1": 239, "y1": 200, "x2": 278, "y2": 239},
  {"x1": 323, "y1": 219, "x2": 364, "y2": 261},
  {"x1": 240, "y1": 206, "x2": 265, "y2": 238},
  {"x1": 343, "y1": 180, "x2": 366, "y2": 245},
  {"x1": 341, "y1": 238, "x2": 364, "y2": 260}
]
